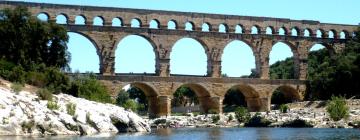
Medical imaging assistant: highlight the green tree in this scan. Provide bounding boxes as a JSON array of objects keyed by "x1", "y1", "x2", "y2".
[
  {"x1": 172, "y1": 86, "x2": 198, "y2": 107},
  {"x1": 0, "y1": 6, "x2": 70, "y2": 70},
  {"x1": 116, "y1": 90, "x2": 130, "y2": 106},
  {"x1": 68, "y1": 74, "x2": 112, "y2": 103},
  {"x1": 128, "y1": 86, "x2": 148, "y2": 111}
]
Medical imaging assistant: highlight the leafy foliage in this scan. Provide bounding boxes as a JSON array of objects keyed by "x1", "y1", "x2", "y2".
[
  {"x1": 270, "y1": 57, "x2": 295, "y2": 79},
  {"x1": 279, "y1": 104, "x2": 289, "y2": 113},
  {"x1": 212, "y1": 115, "x2": 220, "y2": 123},
  {"x1": 0, "y1": 6, "x2": 70, "y2": 70},
  {"x1": 268, "y1": 28, "x2": 360, "y2": 100},
  {"x1": 326, "y1": 96, "x2": 349, "y2": 121},
  {"x1": 244, "y1": 113, "x2": 272, "y2": 127},
  {"x1": 66, "y1": 103, "x2": 76, "y2": 116},
  {"x1": 37, "y1": 88, "x2": 53, "y2": 101},
  {"x1": 11, "y1": 83, "x2": 23, "y2": 94},
  {"x1": 281, "y1": 119, "x2": 313, "y2": 128},
  {"x1": 223, "y1": 88, "x2": 247, "y2": 112},
  {"x1": 68, "y1": 74, "x2": 112, "y2": 104},
  {"x1": 172, "y1": 86, "x2": 198, "y2": 107},
  {"x1": 122, "y1": 99, "x2": 138, "y2": 111},
  {"x1": 234, "y1": 107, "x2": 251, "y2": 123},
  {"x1": 47, "y1": 100, "x2": 60, "y2": 110}
]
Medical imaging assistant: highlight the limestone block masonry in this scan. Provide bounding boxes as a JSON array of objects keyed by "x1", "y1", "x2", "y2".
[{"x1": 1, "y1": 1, "x2": 358, "y2": 117}]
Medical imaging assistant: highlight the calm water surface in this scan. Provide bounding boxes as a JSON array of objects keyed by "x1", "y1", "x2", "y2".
[{"x1": 2, "y1": 128, "x2": 360, "y2": 140}]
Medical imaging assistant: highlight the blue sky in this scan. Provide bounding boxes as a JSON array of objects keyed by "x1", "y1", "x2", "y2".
[{"x1": 15, "y1": 0, "x2": 360, "y2": 76}]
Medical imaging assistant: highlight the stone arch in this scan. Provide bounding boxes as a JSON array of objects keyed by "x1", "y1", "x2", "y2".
[
  {"x1": 185, "y1": 21, "x2": 195, "y2": 31},
  {"x1": 303, "y1": 28, "x2": 313, "y2": 37},
  {"x1": 291, "y1": 27, "x2": 300, "y2": 36},
  {"x1": 278, "y1": 27, "x2": 288, "y2": 35},
  {"x1": 55, "y1": 13, "x2": 69, "y2": 24},
  {"x1": 93, "y1": 16, "x2": 105, "y2": 26},
  {"x1": 270, "y1": 85, "x2": 301, "y2": 105},
  {"x1": 149, "y1": 19, "x2": 160, "y2": 29},
  {"x1": 221, "y1": 39, "x2": 256, "y2": 77},
  {"x1": 66, "y1": 31, "x2": 101, "y2": 73},
  {"x1": 340, "y1": 30, "x2": 349, "y2": 39},
  {"x1": 251, "y1": 25, "x2": 261, "y2": 34},
  {"x1": 269, "y1": 41, "x2": 299, "y2": 79},
  {"x1": 114, "y1": 34, "x2": 158, "y2": 73},
  {"x1": 219, "y1": 23, "x2": 229, "y2": 33},
  {"x1": 75, "y1": 15, "x2": 87, "y2": 25},
  {"x1": 202, "y1": 22, "x2": 211, "y2": 32},
  {"x1": 171, "y1": 83, "x2": 216, "y2": 113},
  {"x1": 167, "y1": 20, "x2": 177, "y2": 29},
  {"x1": 112, "y1": 17, "x2": 123, "y2": 27},
  {"x1": 36, "y1": 12, "x2": 49, "y2": 22},
  {"x1": 169, "y1": 37, "x2": 209, "y2": 75},
  {"x1": 131, "y1": 18, "x2": 142, "y2": 28},
  {"x1": 266, "y1": 26, "x2": 275, "y2": 35},
  {"x1": 120, "y1": 82, "x2": 160, "y2": 117},
  {"x1": 224, "y1": 84, "x2": 262, "y2": 112},
  {"x1": 235, "y1": 24, "x2": 244, "y2": 33},
  {"x1": 328, "y1": 30, "x2": 336, "y2": 39},
  {"x1": 308, "y1": 43, "x2": 335, "y2": 57},
  {"x1": 316, "y1": 29, "x2": 326, "y2": 38}
]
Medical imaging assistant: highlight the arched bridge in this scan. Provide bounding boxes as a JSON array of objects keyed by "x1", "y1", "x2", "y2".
[{"x1": 1, "y1": 1, "x2": 357, "y2": 117}]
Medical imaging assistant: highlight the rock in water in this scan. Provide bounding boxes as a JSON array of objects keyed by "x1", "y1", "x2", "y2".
[{"x1": 0, "y1": 87, "x2": 150, "y2": 136}]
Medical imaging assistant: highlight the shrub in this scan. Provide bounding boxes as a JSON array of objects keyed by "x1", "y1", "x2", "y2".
[
  {"x1": 235, "y1": 107, "x2": 251, "y2": 123},
  {"x1": 11, "y1": 83, "x2": 23, "y2": 94},
  {"x1": 207, "y1": 109, "x2": 218, "y2": 114},
  {"x1": 9, "y1": 66, "x2": 26, "y2": 84},
  {"x1": 279, "y1": 104, "x2": 289, "y2": 113},
  {"x1": 47, "y1": 101, "x2": 59, "y2": 110},
  {"x1": 66, "y1": 103, "x2": 76, "y2": 116},
  {"x1": 212, "y1": 115, "x2": 220, "y2": 123},
  {"x1": 228, "y1": 114, "x2": 234, "y2": 122},
  {"x1": 326, "y1": 96, "x2": 349, "y2": 121},
  {"x1": 37, "y1": 88, "x2": 53, "y2": 101},
  {"x1": 122, "y1": 99, "x2": 138, "y2": 112},
  {"x1": 244, "y1": 113, "x2": 272, "y2": 127},
  {"x1": 21, "y1": 120, "x2": 35, "y2": 133},
  {"x1": 116, "y1": 90, "x2": 130, "y2": 106},
  {"x1": 67, "y1": 74, "x2": 112, "y2": 104},
  {"x1": 281, "y1": 119, "x2": 313, "y2": 128}
]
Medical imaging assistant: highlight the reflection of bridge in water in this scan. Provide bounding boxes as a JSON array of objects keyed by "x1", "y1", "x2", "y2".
[{"x1": 1, "y1": 1, "x2": 357, "y2": 117}]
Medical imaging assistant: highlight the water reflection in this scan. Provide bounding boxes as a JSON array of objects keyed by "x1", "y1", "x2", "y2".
[{"x1": 1, "y1": 128, "x2": 360, "y2": 140}]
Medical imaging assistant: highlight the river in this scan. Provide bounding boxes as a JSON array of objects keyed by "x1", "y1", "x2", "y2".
[{"x1": 1, "y1": 128, "x2": 360, "y2": 140}]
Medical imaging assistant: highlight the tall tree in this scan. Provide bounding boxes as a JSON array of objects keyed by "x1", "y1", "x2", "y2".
[{"x1": 0, "y1": 6, "x2": 69, "y2": 70}]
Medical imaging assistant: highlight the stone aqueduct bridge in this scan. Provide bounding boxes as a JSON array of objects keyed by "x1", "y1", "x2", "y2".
[{"x1": 1, "y1": 1, "x2": 358, "y2": 117}]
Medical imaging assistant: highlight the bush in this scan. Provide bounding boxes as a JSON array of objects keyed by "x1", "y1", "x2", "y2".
[
  {"x1": 279, "y1": 104, "x2": 289, "y2": 113},
  {"x1": 11, "y1": 83, "x2": 23, "y2": 94},
  {"x1": 228, "y1": 114, "x2": 234, "y2": 122},
  {"x1": 67, "y1": 74, "x2": 112, "y2": 104},
  {"x1": 244, "y1": 113, "x2": 272, "y2": 127},
  {"x1": 37, "y1": 88, "x2": 53, "y2": 101},
  {"x1": 47, "y1": 101, "x2": 59, "y2": 110},
  {"x1": 66, "y1": 103, "x2": 76, "y2": 116},
  {"x1": 21, "y1": 120, "x2": 35, "y2": 133},
  {"x1": 207, "y1": 109, "x2": 218, "y2": 114},
  {"x1": 281, "y1": 119, "x2": 313, "y2": 128},
  {"x1": 326, "y1": 96, "x2": 349, "y2": 121},
  {"x1": 235, "y1": 107, "x2": 251, "y2": 123},
  {"x1": 212, "y1": 115, "x2": 220, "y2": 123},
  {"x1": 122, "y1": 99, "x2": 138, "y2": 111},
  {"x1": 116, "y1": 90, "x2": 130, "y2": 106}
]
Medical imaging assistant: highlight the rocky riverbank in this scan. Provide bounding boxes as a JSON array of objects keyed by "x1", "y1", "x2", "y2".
[
  {"x1": 149, "y1": 100, "x2": 360, "y2": 129},
  {"x1": 0, "y1": 80, "x2": 150, "y2": 136}
]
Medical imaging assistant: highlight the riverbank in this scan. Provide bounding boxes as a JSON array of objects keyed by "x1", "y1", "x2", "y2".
[
  {"x1": 0, "y1": 80, "x2": 150, "y2": 136},
  {"x1": 148, "y1": 100, "x2": 360, "y2": 129}
]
